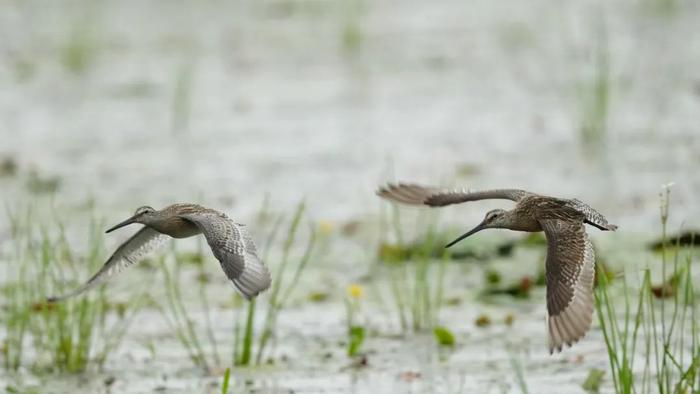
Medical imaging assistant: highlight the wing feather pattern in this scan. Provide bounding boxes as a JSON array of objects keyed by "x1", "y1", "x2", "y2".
[
  {"x1": 565, "y1": 199, "x2": 618, "y2": 231},
  {"x1": 540, "y1": 219, "x2": 595, "y2": 353},
  {"x1": 377, "y1": 183, "x2": 529, "y2": 207},
  {"x1": 47, "y1": 227, "x2": 167, "y2": 302},
  {"x1": 179, "y1": 211, "x2": 271, "y2": 299}
]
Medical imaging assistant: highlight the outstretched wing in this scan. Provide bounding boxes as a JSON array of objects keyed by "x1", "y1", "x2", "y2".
[
  {"x1": 540, "y1": 219, "x2": 595, "y2": 353},
  {"x1": 376, "y1": 183, "x2": 530, "y2": 207},
  {"x1": 179, "y1": 211, "x2": 271, "y2": 300},
  {"x1": 47, "y1": 227, "x2": 167, "y2": 302}
]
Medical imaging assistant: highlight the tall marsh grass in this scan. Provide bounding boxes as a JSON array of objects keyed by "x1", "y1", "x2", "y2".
[
  {"x1": 249, "y1": 201, "x2": 316, "y2": 365},
  {"x1": 1, "y1": 206, "x2": 142, "y2": 373},
  {"x1": 378, "y1": 204, "x2": 448, "y2": 332},
  {"x1": 229, "y1": 201, "x2": 317, "y2": 366},
  {"x1": 578, "y1": 20, "x2": 610, "y2": 152},
  {"x1": 157, "y1": 248, "x2": 214, "y2": 371},
  {"x1": 154, "y1": 201, "x2": 317, "y2": 369},
  {"x1": 595, "y1": 185, "x2": 699, "y2": 393}
]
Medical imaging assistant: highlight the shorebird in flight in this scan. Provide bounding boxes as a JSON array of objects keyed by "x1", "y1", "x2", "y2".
[
  {"x1": 48, "y1": 204, "x2": 271, "y2": 302},
  {"x1": 377, "y1": 183, "x2": 617, "y2": 353}
]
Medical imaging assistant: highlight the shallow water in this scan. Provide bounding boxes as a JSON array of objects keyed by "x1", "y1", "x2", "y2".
[
  {"x1": 1, "y1": 0, "x2": 699, "y2": 228},
  {"x1": 1, "y1": 0, "x2": 699, "y2": 393},
  {"x1": 0, "y1": 227, "x2": 675, "y2": 394}
]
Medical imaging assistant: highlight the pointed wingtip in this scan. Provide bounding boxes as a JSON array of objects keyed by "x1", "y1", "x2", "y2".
[
  {"x1": 547, "y1": 341, "x2": 564, "y2": 355},
  {"x1": 375, "y1": 183, "x2": 392, "y2": 197}
]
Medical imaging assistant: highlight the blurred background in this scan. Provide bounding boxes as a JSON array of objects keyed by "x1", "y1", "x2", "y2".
[
  {"x1": 1, "y1": 1, "x2": 700, "y2": 393},
  {"x1": 1, "y1": 0, "x2": 698, "y2": 230}
]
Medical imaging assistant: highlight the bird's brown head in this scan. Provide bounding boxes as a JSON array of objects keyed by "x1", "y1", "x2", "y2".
[
  {"x1": 134, "y1": 206, "x2": 156, "y2": 217},
  {"x1": 445, "y1": 209, "x2": 509, "y2": 248},
  {"x1": 106, "y1": 206, "x2": 156, "y2": 233},
  {"x1": 483, "y1": 209, "x2": 508, "y2": 226}
]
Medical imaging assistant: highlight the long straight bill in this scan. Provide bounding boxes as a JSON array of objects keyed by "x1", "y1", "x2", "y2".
[
  {"x1": 105, "y1": 215, "x2": 138, "y2": 233},
  {"x1": 445, "y1": 222, "x2": 486, "y2": 248}
]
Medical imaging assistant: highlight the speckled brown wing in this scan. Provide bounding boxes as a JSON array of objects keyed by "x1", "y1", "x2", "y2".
[
  {"x1": 48, "y1": 227, "x2": 168, "y2": 302},
  {"x1": 532, "y1": 196, "x2": 617, "y2": 231},
  {"x1": 540, "y1": 219, "x2": 595, "y2": 354},
  {"x1": 376, "y1": 183, "x2": 530, "y2": 206},
  {"x1": 565, "y1": 199, "x2": 618, "y2": 231},
  {"x1": 179, "y1": 211, "x2": 271, "y2": 300}
]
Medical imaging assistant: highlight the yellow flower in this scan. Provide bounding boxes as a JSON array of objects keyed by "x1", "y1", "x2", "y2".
[
  {"x1": 347, "y1": 284, "x2": 363, "y2": 299},
  {"x1": 318, "y1": 220, "x2": 334, "y2": 236}
]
